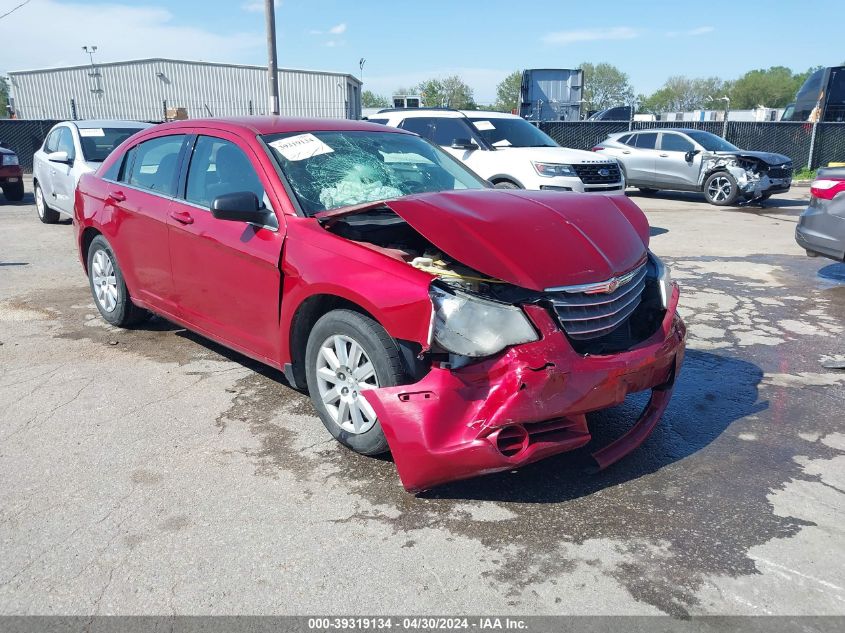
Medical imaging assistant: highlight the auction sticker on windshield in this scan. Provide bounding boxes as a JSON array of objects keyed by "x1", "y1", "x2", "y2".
[
  {"x1": 269, "y1": 133, "x2": 334, "y2": 161},
  {"x1": 79, "y1": 128, "x2": 105, "y2": 137},
  {"x1": 472, "y1": 120, "x2": 495, "y2": 131}
]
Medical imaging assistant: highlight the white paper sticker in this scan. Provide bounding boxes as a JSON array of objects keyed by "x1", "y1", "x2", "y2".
[
  {"x1": 472, "y1": 120, "x2": 495, "y2": 131},
  {"x1": 269, "y1": 133, "x2": 334, "y2": 161},
  {"x1": 492, "y1": 139, "x2": 512, "y2": 147},
  {"x1": 79, "y1": 128, "x2": 105, "y2": 137}
]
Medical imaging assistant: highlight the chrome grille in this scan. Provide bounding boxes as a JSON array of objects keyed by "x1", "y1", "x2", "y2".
[
  {"x1": 767, "y1": 164, "x2": 793, "y2": 179},
  {"x1": 547, "y1": 264, "x2": 647, "y2": 340},
  {"x1": 572, "y1": 163, "x2": 622, "y2": 184}
]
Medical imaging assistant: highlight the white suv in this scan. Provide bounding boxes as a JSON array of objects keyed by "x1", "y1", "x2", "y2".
[
  {"x1": 370, "y1": 109, "x2": 624, "y2": 193},
  {"x1": 33, "y1": 120, "x2": 151, "y2": 223}
]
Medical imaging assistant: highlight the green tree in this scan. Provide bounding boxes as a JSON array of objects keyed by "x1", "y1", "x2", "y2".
[
  {"x1": 416, "y1": 75, "x2": 476, "y2": 109},
  {"x1": 639, "y1": 75, "x2": 730, "y2": 113},
  {"x1": 0, "y1": 77, "x2": 9, "y2": 118},
  {"x1": 579, "y1": 62, "x2": 635, "y2": 111},
  {"x1": 729, "y1": 66, "x2": 817, "y2": 108},
  {"x1": 493, "y1": 70, "x2": 522, "y2": 112},
  {"x1": 361, "y1": 90, "x2": 390, "y2": 108}
]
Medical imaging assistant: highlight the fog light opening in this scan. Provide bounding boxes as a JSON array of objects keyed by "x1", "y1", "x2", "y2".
[{"x1": 494, "y1": 425, "x2": 530, "y2": 458}]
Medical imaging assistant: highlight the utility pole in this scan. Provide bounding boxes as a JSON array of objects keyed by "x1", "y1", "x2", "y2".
[{"x1": 265, "y1": 0, "x2": 280, "y2": 115}]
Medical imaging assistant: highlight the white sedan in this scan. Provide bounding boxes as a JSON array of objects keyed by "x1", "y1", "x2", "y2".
[{"x1": 33, "y1": 120, "x2": 151, "y2": 223}]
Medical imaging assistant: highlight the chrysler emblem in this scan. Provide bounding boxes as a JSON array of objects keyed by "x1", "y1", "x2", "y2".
[{"x1": 606, "y1": 278, "x2": 620, "y2": 293}]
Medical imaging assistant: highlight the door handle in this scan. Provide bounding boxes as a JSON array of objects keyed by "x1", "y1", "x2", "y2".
[
  {"x1": 622, "y1": 150, "x2": 631, "y2": 154},
  {"x1": 169, "y1": 210, "x2": 194, "y2": 225},
  {"x1": 659, "y1": 153, "x2": 669, "y2": 157},
  {"x1": 107, "y1": 190, "x2": 126, "y2": 202}
]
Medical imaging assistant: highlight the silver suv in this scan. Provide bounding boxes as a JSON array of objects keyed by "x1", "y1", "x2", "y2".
[{"x1": 595, "y1": 128, "x2": 792, "y2": 206}]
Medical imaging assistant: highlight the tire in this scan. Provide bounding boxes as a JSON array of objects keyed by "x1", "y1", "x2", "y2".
[
  {"x1": 35, "y1": 182, "x2": 60, "y2": 223},
  {"x1": 2, "y1": 182, "x2": 24, "y2": 202},
  {"x1": 493, "y1": 180, "x2": 520, "y2": 189},
  {"x1": 759, "y1": 193, "x2": 773, "y2": 200},
  {"x1": 86, "y1": 235, "x2": 150, "y2": 327},
  {"x1": 703, "y1": 171, "x2": 740, "y2": 206},
  {"x1": 638, "y1": 187, "x2": 659, "y2": 195},
  {"x1": 305, "y1": 309, "x2": 406, "y2": 456}
]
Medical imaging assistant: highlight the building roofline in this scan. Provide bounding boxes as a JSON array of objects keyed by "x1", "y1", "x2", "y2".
[{"x1": 8, "y1": 57, "x2": 361, "y2": 83}]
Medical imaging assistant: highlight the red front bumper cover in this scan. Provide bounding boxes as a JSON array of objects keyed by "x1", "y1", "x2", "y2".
[{"x1": 364, "y1": 286, "x2": 686, "y2": 492}]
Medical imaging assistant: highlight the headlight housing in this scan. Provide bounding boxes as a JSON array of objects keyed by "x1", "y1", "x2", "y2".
[
  {"x1": 1, "y1": 153, "x2": 19, "y2": 166},
  {"x1": 649, "y1": 252, "x2": 673, "y2": 309},
  {"x1": 429, "y1": 285, "x2": 538, "y2": 358},
  {"x1": 532, "y1": 162, "x2": 577, "y2": 178}
]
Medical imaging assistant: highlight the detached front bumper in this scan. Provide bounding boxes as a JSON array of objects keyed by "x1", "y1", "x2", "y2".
[{"x1": 364, "y1": 287, "x2": 686, "y2": 492}]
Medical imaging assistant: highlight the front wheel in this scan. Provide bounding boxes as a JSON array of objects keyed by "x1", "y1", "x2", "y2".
[
  {"x1": 3, "y1": 182, "x2": 25, "y2": 202},
  {"x1": 704, "y1": 171, "x2": 740, "y2": 206},
  {"x1": 493, "y1": 180, "x2": 520, "y2": 189},
  {"x1": 86, "y1": 235, "x2": 150, "y2": 327},
  {"x1": 305, "y1": 310, "x2": 406, "y2": 456},
  {"x1": 35, "y1": 183, "x2": 60, "y2": 223}
]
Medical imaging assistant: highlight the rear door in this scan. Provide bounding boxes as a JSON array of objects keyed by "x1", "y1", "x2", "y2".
[
  {"x1": 622, "y1": 132, "x2": 659, "y2": 184},
  {"x1": 167, "y1": 131, "x2": 285, "y2": 363},
  {"x1": 654, "y1": 132, "x2": 701, "y2": 190},
  {"x1": 104, "y1": 133, "x2": 188, "y2": 315}
]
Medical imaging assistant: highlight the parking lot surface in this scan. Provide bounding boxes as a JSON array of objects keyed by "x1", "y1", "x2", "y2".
[{"x1": 1, "y1": 178, "x2": 843, "y2": 617}]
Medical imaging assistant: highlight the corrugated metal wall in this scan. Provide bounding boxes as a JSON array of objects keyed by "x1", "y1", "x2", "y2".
[{"x1": 8, "y1": 58, "x2": 362, "y2": 121}]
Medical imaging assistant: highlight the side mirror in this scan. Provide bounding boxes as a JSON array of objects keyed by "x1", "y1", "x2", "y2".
[
  {"x1": 211, "y1": 191, "x2": 271, "y2": 225},
  {"x1": 47, "y1": 150, "x2": 72, "y2": 164},
  {"x1": 451, "y1": 138, "x2": 479, "y2": 151},
  {"x1": 684, "y1": 149, "x2": 701, "y2": 162}
]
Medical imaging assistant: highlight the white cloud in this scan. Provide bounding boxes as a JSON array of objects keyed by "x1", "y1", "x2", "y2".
[
  {"x1": 667, "y1": 25, "x2": 714, "y2": 38},
  {"x1": 241, "y1": 0, "x2": 280, "y2": 12},
  {"x1": 542, "y1": 26, "x2": 638, "y2": 46},
  {"x1": 328, "y1": 23, "x2": 346, "y2": 35},
  {"x1": 0, "y1": 0, "x2": 263, "y2": 74}
]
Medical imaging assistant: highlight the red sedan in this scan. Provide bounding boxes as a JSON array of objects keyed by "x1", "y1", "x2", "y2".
[{"x1": 74, "y1": 117, "x2": 686, "y2": 492}]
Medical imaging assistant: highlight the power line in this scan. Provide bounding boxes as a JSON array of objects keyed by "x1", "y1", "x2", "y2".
[{"x1": 0, "y1": 0, "x2": 33, "y2": 21}]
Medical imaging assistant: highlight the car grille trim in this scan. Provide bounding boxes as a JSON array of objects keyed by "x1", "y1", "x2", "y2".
[{"x1": 572, "y1": 163, "x2": 622, "y2": 184}]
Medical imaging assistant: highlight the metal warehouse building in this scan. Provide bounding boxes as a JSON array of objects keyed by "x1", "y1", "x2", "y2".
[{"x1": 8, "y1": 58, "x2": 362, "y2": 121}]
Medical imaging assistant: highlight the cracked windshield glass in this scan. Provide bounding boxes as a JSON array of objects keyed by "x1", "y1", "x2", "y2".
[{"x1": 263, "y1": 130, "x2": 486, "y2": 214}]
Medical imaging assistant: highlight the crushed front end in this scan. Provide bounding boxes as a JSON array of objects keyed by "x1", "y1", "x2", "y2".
[{"x1": 363, "y1": 254, "x2": 686, "y2": 492}]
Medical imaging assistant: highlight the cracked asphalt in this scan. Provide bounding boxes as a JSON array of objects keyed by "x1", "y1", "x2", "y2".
[{"x1": 1, "y1": 177, "x2": 843, "y2": 616}]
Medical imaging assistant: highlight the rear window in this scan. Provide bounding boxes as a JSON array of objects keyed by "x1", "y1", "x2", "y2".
[
  {"x1": 617, "y1": 134, "x2": 631, "y2": 145},
  {"x1": 400, "y1": 117, "x2": 475, "y2": 146},
  {"x1": 634, "y1": 133, "x2": 657, "y2": 149}
]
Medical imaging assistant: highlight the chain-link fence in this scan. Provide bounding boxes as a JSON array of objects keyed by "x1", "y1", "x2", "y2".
[
  {"x1": 538, "y1": 120, "x2": 845, "y2": 170},
  {"x1": 0, "y1": 120, "x2": 60, "y2": 172}
]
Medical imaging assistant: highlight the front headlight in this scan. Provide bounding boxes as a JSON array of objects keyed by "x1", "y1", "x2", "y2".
[
  {"x1": 650, "y1": 252, "x2": 673, "y2": 309},
  {"x1": 532, "y1": 162, "x2": 577, "y2": 178},
  {"x1": 1, "y1": 154, "x2": 19, "y2": 166},
  {"x1": 429, "y1": 285, "x2": 538, "y2": 358}
]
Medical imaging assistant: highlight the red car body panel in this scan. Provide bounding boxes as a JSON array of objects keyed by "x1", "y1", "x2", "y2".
[{"x1": 74, "y1": 117, "x2": 686, "y2": 492}]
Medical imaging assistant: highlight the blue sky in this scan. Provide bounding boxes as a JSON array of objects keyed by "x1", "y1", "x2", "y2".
[{"x1": 1, "y1": 0, "x2": 842, "y2": 103}]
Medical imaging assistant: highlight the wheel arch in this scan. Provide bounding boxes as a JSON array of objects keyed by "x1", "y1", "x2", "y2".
[
  {"x1": 488, "y1": 174, "x2": 524, "y2": 188},
  {"x1": 79, "y1": 227, "x2": 103, "y2": 274}
]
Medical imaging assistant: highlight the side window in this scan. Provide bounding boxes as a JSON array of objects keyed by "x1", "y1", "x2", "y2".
[
  {"x1": 400, "y1": 118, "x2": 475, "y2": 146},
  {"x1": 624, "y1": 134, "x2": 637, "y2": 147},
  {"x1": 660, "y1": 133, "x2": 694, "y2": 152},
  {"x1": 367, "y1": 118, "x2": 389, "y2": 125},
  {"x1": 44, "y1": 129, "x2": 60, "y2": 153},
  {"x1": 617, "y1": 134, "x2": 631, "y2": 145},
  {"x1": 635, "y1": 133, "x2": 657, "y2": 149},
  {"x1": 185, "y1": 136, "x2": 266, "y2": 209},
  {"x1": 127, "y1": 135, "x2": 185, "y2": 196},
  {"x1": 399, "y1": 117, "x2": 436, "y2": 141},
  {"x1": 56, "y1": 127, "x2": 76, "y2": 160}
]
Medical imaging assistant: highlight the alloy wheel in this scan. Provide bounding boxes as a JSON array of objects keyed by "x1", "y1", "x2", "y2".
[
  {"x1": 315, "y1": 334, "x2": 379, "y2": 434},
  {"x1": 35, "y1": 186, "x2": 45, "y2": 218},
  {"x1": 91, "y1": 249, "x2": 118, "y2": 313},
  {"x1": 708, "y1": 176, "x2": 733, "y2": 202}
]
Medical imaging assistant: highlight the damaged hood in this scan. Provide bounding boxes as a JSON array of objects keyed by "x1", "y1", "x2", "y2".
[
  {"x1": 710, "y1": 150, "x2": 792, "y2": 166},
  {"x1": 377, "y1": 190, "x2": 650, "y2": 291}
]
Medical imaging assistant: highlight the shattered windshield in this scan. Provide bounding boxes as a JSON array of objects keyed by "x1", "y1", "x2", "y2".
[
  {"x1": 467, "y1": 117, "x2": 557, "y2": 148},
  {"x1": 686, "y1": 131, "x2": 740, "y2": 152},
  {"x1": 263, "y1": 130, "x2": 487, "y2": 215}
]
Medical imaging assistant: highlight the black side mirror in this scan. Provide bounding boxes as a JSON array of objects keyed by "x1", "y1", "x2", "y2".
[
  {"x1": 211, "y1": 191, "x2": 270, "y2": 225},
  {"x1": 451, "y1": 138, "x2": 479, "y2": 150},
  {"x1": 685, "y1": 149, "x2": 701, "y2": 162}
]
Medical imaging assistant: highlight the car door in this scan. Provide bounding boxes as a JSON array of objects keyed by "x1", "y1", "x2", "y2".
[
  {"x1": 50, "y1": 126, "x2": 78, "y2": 214},
  {"x1": 167, "y1": 131, "x2": 285, "y2": 363},
  {"x1": 654, "y1": 132, "x2": 702, "y2": 190},
  {"x1": 35, "y1": 128, "x2": 60, "y2": 201},
  {"x1": 104, "y1": 133, "x2": 188, "y2": 315},
  {"x1": 621, "y1": 132, "x2": 660, "y2": 185}
]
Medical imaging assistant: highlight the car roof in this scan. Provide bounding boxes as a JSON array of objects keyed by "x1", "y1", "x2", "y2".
[
  {"x1": 149, "y1": 116, "x2": 412, "y2": 136},
  {"x1": 66, "y1": 119, "x2": 154, "y2": 129},
  {"x1": 375, "y1": 108, "x2": 520, "y2": 120}
]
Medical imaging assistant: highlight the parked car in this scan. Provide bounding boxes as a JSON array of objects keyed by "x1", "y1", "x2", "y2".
[
  {"x1": 0, "y1": 141, "x2": 24, "y2": 202},
  {"x1": 74, "y1": 117, "x2": 685, "y2": 492},
  {"x1": 33, "y1": 119, "x2": 151, "y2": 223},
  {"x1": 369, "y1": 108, "x2": 625, "y2": 193},
  {"x1": 796, "y1": 167, "x2": 845, "y2": 262},
  {"x1": 588, "y1": 106, "x2": 633, "y2": 121},
  {"x1": 594, "y1": 128, "x2": 793, "y2": 205}
]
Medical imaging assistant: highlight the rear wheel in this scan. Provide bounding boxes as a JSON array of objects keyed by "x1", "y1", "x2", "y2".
[
  {"x1": 86, "y1": 235, "x2": 150, "y2": 327},
  {"x1": 305, "y1": 309, "x2": 406, "y2": 456},
  {"x1": 35, "y1": 183, "x2": 60, "y2": 223},
  {"x1": 3, "y1": 182, "x2": 24, "y2": 202},
  {"x1": 704, "y1": 171, "x2": 740, "y2": 206}
]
